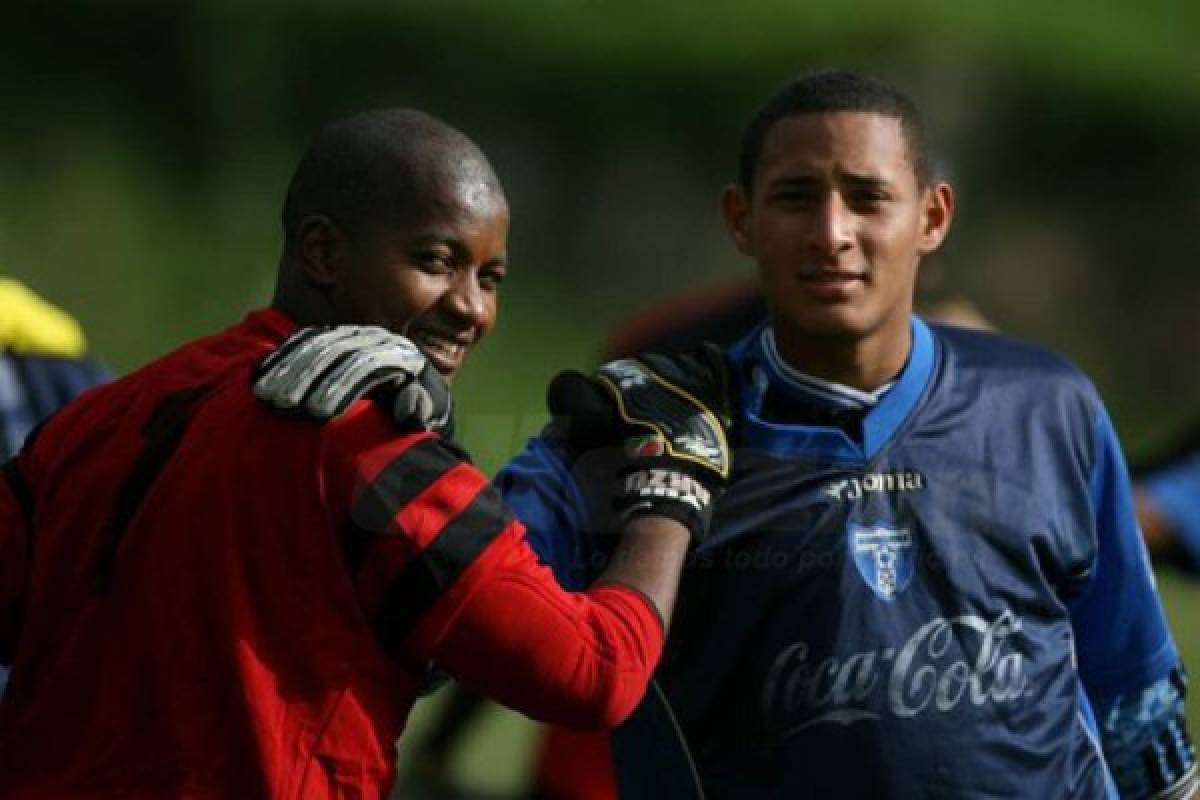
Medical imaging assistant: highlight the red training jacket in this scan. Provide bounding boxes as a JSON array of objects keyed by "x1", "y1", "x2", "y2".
[{"x1": 0, "y1": 309, "x2": 663, "y2": 799}]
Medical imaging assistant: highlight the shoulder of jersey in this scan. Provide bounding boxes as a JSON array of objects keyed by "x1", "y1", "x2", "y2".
[{"x1": 932, "y1": 323, "x2": 1091, "y2": 387}]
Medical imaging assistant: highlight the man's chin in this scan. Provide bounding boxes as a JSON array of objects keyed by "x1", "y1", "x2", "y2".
[{"x1": 780, "y1": 307, "x2": 874, "y2": 341}]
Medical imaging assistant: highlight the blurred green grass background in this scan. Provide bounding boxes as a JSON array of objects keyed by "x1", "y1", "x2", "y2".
[{"x1": 2, "y1": 2, "x2": 1196, "y2": 792}]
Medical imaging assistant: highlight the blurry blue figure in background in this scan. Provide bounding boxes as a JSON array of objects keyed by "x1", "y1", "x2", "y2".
[
  {"x1": 1136, "y1": 425, "x2": 1200, "y2": 575},
  {"x1": 0, "y1": 278, "x2": 109, "y2": 693}
]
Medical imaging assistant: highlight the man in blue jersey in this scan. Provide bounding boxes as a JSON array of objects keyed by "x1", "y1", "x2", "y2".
[
  {"x1": 257, "y1": 72, "x2": 1196, "y2": 798},
  {"x1": 499, "y1": 70, "x2": 1195, "y2": 799},
  {"x1": 598, "y1": 279, "x2": 1200, "y2": 580}
]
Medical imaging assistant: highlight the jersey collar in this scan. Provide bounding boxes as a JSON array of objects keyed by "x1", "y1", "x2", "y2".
[{"x1": 730, "y1": 316, "x2": 937, "y2": 464}]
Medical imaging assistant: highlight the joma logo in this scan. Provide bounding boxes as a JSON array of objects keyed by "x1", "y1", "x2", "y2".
[{"x1": 825, "y1": 470, "x2": 925, "y2": 502}]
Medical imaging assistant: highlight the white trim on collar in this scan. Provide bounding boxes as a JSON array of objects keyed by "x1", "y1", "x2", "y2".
[{"x1": 762, "y1": 327, "x2": 894, "y2": 409}]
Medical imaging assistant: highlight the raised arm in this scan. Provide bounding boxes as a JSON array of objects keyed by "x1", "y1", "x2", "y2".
[{"x1": 255, "y1": 328, "x2": 731, "y2": 728}]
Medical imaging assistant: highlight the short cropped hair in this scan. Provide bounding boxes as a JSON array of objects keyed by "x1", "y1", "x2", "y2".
[
  {"x1": 281, "y1": 108, "x2": 500, "y2": 250},
  {"x1": 738, "y1": 70, "x2": 934, "y2": 190}
]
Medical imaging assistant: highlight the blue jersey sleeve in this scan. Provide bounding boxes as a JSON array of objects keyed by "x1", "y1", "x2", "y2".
[
  {"x1": 494, "y1": 431, "x2": 593, "y2": 591},
  {"x1": 1140, "y1": 451, "x2": 1200, "y2": 570},
  {"x1": 1066, "y1": 401, "x2": 1196, "y2": 798},
  {"x1": 1068, "y1": 400, "x2": 1179, "y2": 701}
]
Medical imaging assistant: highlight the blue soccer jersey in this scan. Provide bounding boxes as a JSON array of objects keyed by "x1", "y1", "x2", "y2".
[{"x1": 497, "y1": 317, "x2": 1192, "y2": 799}]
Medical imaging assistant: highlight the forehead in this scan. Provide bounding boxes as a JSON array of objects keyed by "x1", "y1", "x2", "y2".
[
  {"x1": 386, "y1": 168, "x2": 509, "y2": 240},
  {"x1": 756, "y1": 112, "x2": 915, "y2": 185}
]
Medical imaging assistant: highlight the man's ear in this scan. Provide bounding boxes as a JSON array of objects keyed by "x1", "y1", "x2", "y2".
[
  {"x1": 296, "y1": 215, "x2": 348, "y2": 290},
  {"x1": 917, "y1": 182, "x2": 954, "y2": 257},
  {"x1": 721, "y1": 184, "x2": 755, "y2": 257}
]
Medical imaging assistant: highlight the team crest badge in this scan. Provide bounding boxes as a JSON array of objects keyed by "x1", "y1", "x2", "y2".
[{"x1": 849, "y1": 523, "x2": 915, "y2": 601}]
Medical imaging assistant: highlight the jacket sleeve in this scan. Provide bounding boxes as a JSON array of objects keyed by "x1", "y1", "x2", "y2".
[
  {"x1": 419, "y1": 524, "x2": 665, "y2": 729},
  {"x1": 321, "y1": 408, "x2": 664, "y2": 729}
]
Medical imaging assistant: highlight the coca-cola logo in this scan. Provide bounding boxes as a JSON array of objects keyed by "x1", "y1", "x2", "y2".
[{"x1": 761, "y1": 611, "x2": 1031, "y2": 739}]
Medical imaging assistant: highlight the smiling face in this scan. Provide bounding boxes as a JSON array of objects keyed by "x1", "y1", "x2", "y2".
[
  {"x1": 328, "y1": 177, "x2": 509, "y2": 383},
  {"x1": 723, "y1": 111, "x2": 952, "y2": 381},
  {"x1": 276, "y1": 108, "x2": 513, "y2": 385}
]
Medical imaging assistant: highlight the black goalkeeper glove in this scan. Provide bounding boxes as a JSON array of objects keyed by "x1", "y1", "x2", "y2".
[
  {"x1": 547, "y1": 344, "x2": 734, "y2": 544},
  {"x1": 252, "y1": 326, "x2": 454, "y2": 438}
]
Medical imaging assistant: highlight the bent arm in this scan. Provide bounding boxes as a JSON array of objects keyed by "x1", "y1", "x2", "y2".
[
  {"x1": 424, "y1": 515, "x2": 688, "y2": 729},
  {"x1": 598, "y1": 514, "x2": 690, "y2": 631},
  {"x1": 322, "y1": 416, "x2": 689, "y2": 729}
]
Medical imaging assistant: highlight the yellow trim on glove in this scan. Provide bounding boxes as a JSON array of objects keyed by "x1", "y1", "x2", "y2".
[{"x1": 596, "y1": 368, "x2": 730, "y2": 480}]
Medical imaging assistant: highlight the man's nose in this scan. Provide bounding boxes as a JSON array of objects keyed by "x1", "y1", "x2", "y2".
[
  {"x1": 442, "y1": 270, "x2": 488, "y2": 324},
  {"x1": 810, "y1": 192, "x2": 854, "y2": 256}
]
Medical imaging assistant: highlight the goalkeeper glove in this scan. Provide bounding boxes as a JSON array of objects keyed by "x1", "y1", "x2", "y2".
[
  {"x1": 548, "y1": 344, "x2": 733, "y2": 544},
  {"x1": 252, "y1": 326, "x2": 454, "y2": 438}
]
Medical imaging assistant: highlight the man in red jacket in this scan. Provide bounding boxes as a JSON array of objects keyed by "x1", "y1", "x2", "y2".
[{"x1": 0, "y1": 108, "x2": 729, "y2": 798}]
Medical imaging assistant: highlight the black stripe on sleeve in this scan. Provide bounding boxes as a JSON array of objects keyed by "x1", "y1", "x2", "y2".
[
  {"x1": 350, "y1": 437, "x2": 462, "y2": 536},
  {"x1": 374, "y1": 483, "x2": 513, "y2": 659},
  {"x1": 341, "y1": 436, "x2": 462, "y2": 578}
]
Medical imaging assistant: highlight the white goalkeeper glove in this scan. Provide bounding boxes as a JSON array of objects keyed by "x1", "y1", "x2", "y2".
[{"x1": 252, "y1": 326, "x2": 453, "y2": 437}]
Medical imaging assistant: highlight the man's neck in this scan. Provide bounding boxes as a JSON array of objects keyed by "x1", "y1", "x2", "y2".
[
  {"x1": 270, "y1": 269, "x2": 337, "y2": 329},
  {"x1": 769, "y1": 318, "x2": 912, "y2": 392}
]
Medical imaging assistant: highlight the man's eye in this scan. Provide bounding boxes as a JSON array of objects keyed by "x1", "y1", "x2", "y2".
[
  {"x1": 417, "y1": 253, "x2": 453, "y2": 272},
  {"x1": 479, "y1": 269, "x2": 506, "y2": 290},
  {"x1": 847, "y1": 190, "x2": 888, "y2": 211}
]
